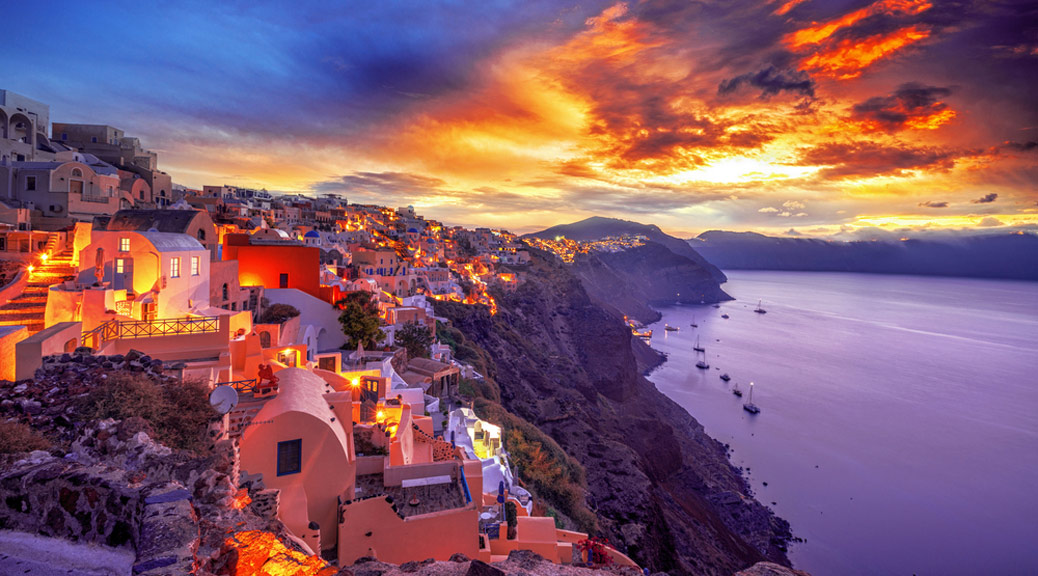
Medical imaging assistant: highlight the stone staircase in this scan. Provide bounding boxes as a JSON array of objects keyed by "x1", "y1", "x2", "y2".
[{"x1": 0, "y1": 233, "x2": 76, "y2": 335}]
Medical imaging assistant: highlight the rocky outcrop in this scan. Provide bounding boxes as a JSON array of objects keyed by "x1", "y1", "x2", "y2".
[
  {"x1": 572, "y1": 242, "x2": 731, "y2": 324},
  {"x1": 435, "y1": 250, "x2": 791, "y2": 576}
]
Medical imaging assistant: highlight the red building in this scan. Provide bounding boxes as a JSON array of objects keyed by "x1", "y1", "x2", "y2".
[{"x1": 223, "y1": 233, "x2": 320, "y2": 298}]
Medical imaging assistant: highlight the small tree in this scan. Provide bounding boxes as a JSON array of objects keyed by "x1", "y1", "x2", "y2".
[
  {"x1": 336, "y1": 291, "x2": 385, "y2": 350},
  {"x1": 396, "y1": 321, "x2": 432, "y2": 360}
]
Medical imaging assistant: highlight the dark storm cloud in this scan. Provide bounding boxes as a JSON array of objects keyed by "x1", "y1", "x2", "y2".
[
  {"x1": 851, "y1": 83, "x2": 954, "y2": 132},
  {"x1": 718, "y1": 65, "x2": 816, "y2": 99},
  {"x1": 1003, "y1": 141, "x2": 1038, "y2": 152},
  {"x1": 972, "y1": 193, "x2": 998, "y2": 203},
  {"x1": 798, "y1": 141, "x2": 958, "y2": 178},
  {"x1": 919, "y1": 201, "x2": 949, "y2": 208}
]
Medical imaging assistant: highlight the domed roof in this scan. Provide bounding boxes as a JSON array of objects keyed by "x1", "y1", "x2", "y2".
[{"x1": 304, "y1": 230, "x2": 321, "y2": 238}]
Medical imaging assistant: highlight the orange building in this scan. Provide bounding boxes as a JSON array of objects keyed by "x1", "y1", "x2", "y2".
[{"x1": 223, "y1": 233, "x2": 320, "y2": 298}]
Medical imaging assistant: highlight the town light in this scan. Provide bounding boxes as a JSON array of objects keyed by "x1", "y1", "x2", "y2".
[
  {"x1": 40, "y1": 253, "x2": 49, "y2": 262},
  {"x1": 376, "y1": 410, "x2": 385, "y2": 423},
  {"x1": 351, "y1": 377, "x2": 360, "y2": 388},
  {"x1": 27, "y1": 264, "x2": 35, "y2": 273}
]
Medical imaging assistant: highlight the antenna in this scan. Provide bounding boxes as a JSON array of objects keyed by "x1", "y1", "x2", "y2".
[{"x1": 209, "y1": 385, "x2": 239, "y2": 415}]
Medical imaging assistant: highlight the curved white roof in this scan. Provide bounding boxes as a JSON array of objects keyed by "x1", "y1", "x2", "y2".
[
  {"x1": 140, "y1": 231, "x2": 206, "y2": 252},
  {"x1": 248, "y1": 368, "x2": 350, "y2": 450}
]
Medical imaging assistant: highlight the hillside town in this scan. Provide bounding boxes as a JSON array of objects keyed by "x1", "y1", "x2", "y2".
[{"x1": 0, "y1": 89, "x2": 639, "y2": 574}]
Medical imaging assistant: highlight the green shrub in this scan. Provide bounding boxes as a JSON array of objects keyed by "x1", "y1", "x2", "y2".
[
  {"x1": 0, "y1": 421, "x2": 51, "y2": 454},
  {"x1": 80, "y1": 373, "x2": 216, "y2": 453},
  {"x1": 258, "y1": 303, "x2": 300, "y2": 325}
]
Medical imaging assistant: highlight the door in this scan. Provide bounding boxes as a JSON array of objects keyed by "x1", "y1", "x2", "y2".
[{"x1": 70, "y1": 180, "x2": 83, "y2": 195}]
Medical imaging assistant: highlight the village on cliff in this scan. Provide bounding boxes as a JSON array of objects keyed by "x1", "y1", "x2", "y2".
[{"x1": 0, "y1": 89, "x2": 647, "y2": 574}]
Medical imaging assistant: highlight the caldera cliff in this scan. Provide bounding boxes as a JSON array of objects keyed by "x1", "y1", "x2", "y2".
[{"x1": 434, "y1": 247, "x2": 791, "y2": 576}]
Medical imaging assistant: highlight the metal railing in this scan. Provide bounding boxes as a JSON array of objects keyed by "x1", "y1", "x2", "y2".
[
  {"x1": 82, "y1": 315, "x2": 220, "y2": 348},
  {"x1": 219, "y1": 378, "x2": 259, "y2": 395}
]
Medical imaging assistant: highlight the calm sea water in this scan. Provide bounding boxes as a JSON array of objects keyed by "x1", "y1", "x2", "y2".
[{"x1": 645, "y1": 271, "x2": 1038, "y2": 576}]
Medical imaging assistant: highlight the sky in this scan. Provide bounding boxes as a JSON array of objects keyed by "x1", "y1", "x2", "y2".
[{"x1": 4, "y1": 0, "x2": 1037, "y2": 238}]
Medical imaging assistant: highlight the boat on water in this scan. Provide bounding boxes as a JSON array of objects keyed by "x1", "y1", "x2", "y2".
[
  {"x1": 732, "y1": 383, "x2": 743, "y2": 397},
  {"x1": 696, "y1": 358, "x2": 710, "y2": 369},
  {"x1": 712, "y1": 304, "x2": 721, "y2": 308},
  {"x1": 754, "y1": 299, "x2": 767, "y2": 314},
  {"x1": 693, "y1": 336, "x2": 705, "y2": 352},
  {"x1": 690, "y1": 315, "x2": 698, "y2": 328},
  {"x1": 743, "y1": 382, "x2": 760, "y2": 414},
  {"x1": 720, "y1": 373, "x2": 730, "y2": 381},
  {"x1": 721, "y1": 313, "x2": 730, "y2": 319},
  {"x1": 665, "y1": 324, "x2": 679, "y2": 332}
]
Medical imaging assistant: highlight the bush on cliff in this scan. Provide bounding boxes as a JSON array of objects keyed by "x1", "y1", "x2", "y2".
[
  {"x1": 0, "y1": 421, "x2": 51, "y2": 454},
  {"x1": 474, "y1": 399, "x2": 598, "y2": 532},
  {"x1": 80, "y1": 373, "x2": 215, "y2": 452}
]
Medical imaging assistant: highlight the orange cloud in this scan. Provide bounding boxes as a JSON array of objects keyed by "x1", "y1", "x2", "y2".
[
  {"x1": 785, "y1": 0, "x2": 932, "y2": 49},
  {"x1": 785, "y1": 0, "x2": 933, "y2": 79},
  {"x1": 800, "y1": 25, "x2": 930, "y2": 79},
  {"x1": 774, "y1": 0, "x2": 808, "y2": 17}
]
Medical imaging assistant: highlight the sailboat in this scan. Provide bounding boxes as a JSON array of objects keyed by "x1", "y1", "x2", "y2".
[
  {"x1": 690, "y1": 315, "x2": 698, "y2": 328},
  {"x1": 665, "y1": 323, "x2": 679, "y2": 332},
  {"x1": 695, "y1": 352, "x2": 710, "y2": 370},
  {"x1": 693, "y1": 336, "x2": 705, "y2": 352},
  {"x1": 754, "y1": 299, "x2": 767, "y2": 314},
  {"x1": 720, "y1": 373, "x2": 730, "y2": 382},
  {"x1": 743, "y1": 382, "x2": 760, "y2": 414},
  {"x1": 732, "y1": 382, "x2": 742, "y2": 397}
]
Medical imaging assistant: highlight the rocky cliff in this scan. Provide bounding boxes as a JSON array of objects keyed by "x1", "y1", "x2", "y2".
[
  {"x1": 571, "y1": 243, "x2": 732, "y2": 324},
  {"x1": 434, "y1": 249, "x2": 791, "y2": 576}
]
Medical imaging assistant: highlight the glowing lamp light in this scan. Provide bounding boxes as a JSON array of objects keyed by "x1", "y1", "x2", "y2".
[
  {"x1": 376, "y1": 410, "x2": 385, "y2": 423},
  {"x1": 27, "y1": 264, "x2": 35, "y2": 273},
  {"x1": 40, "y1": 253, "x2": 49, "y2": 262},
  {"x1": 350, "y1": 378, "x2": 360, "y2": 388}
]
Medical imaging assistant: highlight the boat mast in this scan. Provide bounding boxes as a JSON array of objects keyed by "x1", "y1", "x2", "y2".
[{"x1": 748, "y1": 382, "x2": 754, "y2": 404}]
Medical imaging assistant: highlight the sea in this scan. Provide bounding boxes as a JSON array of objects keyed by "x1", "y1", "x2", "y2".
[{"x1": 644, "y1": 271, "x2": 1038, "y2": 576}]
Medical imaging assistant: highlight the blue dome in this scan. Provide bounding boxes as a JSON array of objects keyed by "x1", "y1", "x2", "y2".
[{"x1": 304, "y1": 230, "x2": 320, "y2": 238}]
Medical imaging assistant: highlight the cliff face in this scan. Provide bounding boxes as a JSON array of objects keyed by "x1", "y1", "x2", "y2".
[
  {"x1": 435, "y1": 250, "x2": 790, "y2": 576},
  {"x1": 572, "y1": 242, "x2": 732, "y2": 324}
]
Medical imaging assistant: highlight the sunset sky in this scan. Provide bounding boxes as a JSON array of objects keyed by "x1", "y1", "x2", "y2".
[{"x1": 4, "y1": 0, "x2": 1037, "y2": 238}]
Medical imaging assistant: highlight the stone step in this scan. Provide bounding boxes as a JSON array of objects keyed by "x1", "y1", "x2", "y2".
[
  {"x1": 0, "y1": 311, "x2": 45, "y2": 319},
  {"x1": 1, "y1": 301, "x2": 46, "y2": 310}
]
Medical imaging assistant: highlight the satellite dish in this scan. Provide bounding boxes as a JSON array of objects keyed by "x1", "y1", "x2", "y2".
[{"x1": 209, "y1": 385, "x2": 239, "y2": 415}]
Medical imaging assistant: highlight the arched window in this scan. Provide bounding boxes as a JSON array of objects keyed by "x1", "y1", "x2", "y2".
[
  {"x1": 222, "y1": 283, "x2": 229, "y2": 300},
  {"x1": 71, "y1": 168, "x2": 83, "y2": 177},
  {"x1": 259, "y1": 331, "x2": 272, "y2": 348},
  {"x1": 197, "y1": 229, "x2": 206, "y2": 241}
]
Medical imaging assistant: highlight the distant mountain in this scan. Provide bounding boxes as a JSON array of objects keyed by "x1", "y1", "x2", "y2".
[
  {"x1": 692, "y1": 230, "x2": 1038, "y2": 281},
  {"x1": 526, "y1": 217, "x2": 731, "y2": 322},
  {"x1": 528, "y1": 216, "x2": 727, "y2": 283}
]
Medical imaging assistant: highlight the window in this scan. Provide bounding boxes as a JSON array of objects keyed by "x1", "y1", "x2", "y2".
[
  {"x1": 61, "y1": 133, "x2": 67, "y2": 141},
  {"x1": 191, "y1": 256, "x2": 200, "y2": 276},
  {"x1": 170, "y1": 257, "x2": 181, "y2": 278},
  {"x1": 25, "y1": 176, "x2": 36, "y2": 191},
  {"x1": 276, "y1": 439, "x2": 302, "y2": 476},
  {"x1": 222, "y1": 283, "x2": 228, "y2": 300},
  {"x1": 259, "y1": 331, "x2": 271, "y2": 348},
  {"x1": 107, "y1": 186, "x2": 114, "y2": 196},
  {"x1": 71, "y1": 168, "x2": 83, "y2": 177},
  {"x1": 139, "y1": 190, "x2": 144, "y2": 200},
  {"x1": 279, "y1": 273, "x2": 288, "y2": 288},
  {"x1": 197, "y1": 229, "x2": 206, "y2": 241},
  {"x1": 115, "y1": 258, "x2": 124, "y2": 274},
  {"x1": 231, "y1": 302, "x2": 237, "y2": 311},
  {"x1": 91, "y1": 136, "x2": 97, "y2": 143},
  {"x1": 119, "y1": 237, "x2": 130, "y2": 252}
]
